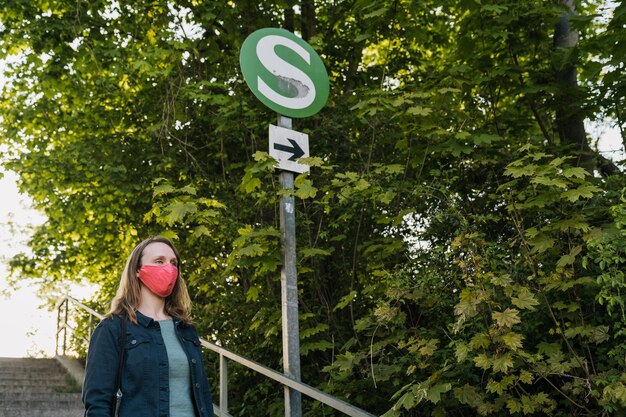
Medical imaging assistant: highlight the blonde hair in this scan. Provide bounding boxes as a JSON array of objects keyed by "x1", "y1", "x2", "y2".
[{"x1": 106, "y1": 236, "x2": 193, "y2": 324}]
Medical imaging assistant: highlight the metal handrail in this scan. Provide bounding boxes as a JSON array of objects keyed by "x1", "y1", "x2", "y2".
[{"x1": 56, "y1": 296, "x2": 376, "y2": 417}]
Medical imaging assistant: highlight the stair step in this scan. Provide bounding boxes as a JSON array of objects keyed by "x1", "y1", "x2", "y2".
[
  {"x1": 0, "y1": 371, "x2": 68, "y2": 379},
  {"x1": 0, "y1": 359, "x2": 62, "y2": 371},
  {"x1": 1, "y1": 399, "x2": 83, "y2": 408},
  {"x1": 0, "y1": 391, "x2": 83, "y2": 401},
  {"x1": 0, "y1": 408, "x2": 84, "y2": 417},
  {"x1": 0, "y1": 379, "x2": 71, "y2": 389},
  {"x1": 0, "y1": 357, "x2": 83, "y2": 415}
]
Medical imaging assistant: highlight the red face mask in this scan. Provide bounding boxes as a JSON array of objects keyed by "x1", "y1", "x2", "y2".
[{"x1": 137, "y1": 264, "x2": 178, "y2": 297}]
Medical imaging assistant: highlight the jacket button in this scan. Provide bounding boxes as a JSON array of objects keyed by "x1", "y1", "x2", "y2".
[
  {"x1": 195, "y1": 383, "x2": 200, "y2": 389},
  {"x1": 131, "y1": 340, "x2": 137, "y2": 345},
  {"x1": 191, "y1": 358, "x2": 197, "y2": 364}
]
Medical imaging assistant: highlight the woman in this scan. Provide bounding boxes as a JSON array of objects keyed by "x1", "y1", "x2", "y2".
[{"x1": 83, "y1": 236, "x2": 213, "y2": 417}]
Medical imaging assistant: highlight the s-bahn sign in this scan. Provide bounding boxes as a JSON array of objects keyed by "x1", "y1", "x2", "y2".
[{"x1": 240, "y1": 28, "x2": 329, "y2": 118}]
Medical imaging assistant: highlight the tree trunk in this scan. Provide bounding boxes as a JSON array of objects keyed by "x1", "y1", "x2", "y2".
[
  {"x1": 301, "y1": 0, "x2": 317, "y2": 41},
  {"x1": 554, "y1": 0, "x2": 619, "y2": 176},
  {"x1": 285, "y1": 6, "x2": 295, "y2": 32}
]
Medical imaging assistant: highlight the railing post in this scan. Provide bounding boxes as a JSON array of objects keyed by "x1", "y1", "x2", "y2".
[
  {"x1": 55, "y1": 298, "x2": 62, "y2": 356},
  {"x1": 219, "y1": 353, "x2": 228, "y2": 415},
  {"x1": 88, "y1": 314, "x2": 94, "y2": 339},
  {"x1": 62, "y1": 298, "x2": 69, "y2": 356}
]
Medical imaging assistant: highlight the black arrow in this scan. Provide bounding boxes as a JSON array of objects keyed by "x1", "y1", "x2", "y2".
[{"x1": 273, "y1": 139, "x2": 305, "y2": 161}]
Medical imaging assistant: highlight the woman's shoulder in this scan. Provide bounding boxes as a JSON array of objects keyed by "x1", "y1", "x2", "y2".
[{"x1": 96, "y1": 314, "x2": 126, "y2": 333}]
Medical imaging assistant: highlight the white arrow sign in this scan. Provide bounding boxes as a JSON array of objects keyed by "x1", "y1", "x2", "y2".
[{"x1": 269, "y1": 124, "x2": 310, "y2": 173}]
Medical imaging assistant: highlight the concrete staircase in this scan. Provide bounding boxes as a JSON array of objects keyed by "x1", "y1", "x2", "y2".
[{"x1": 0, "y1": 357, "x2": 83, "y2": 417}]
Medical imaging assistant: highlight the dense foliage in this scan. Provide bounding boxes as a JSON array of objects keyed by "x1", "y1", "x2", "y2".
[{"x1": 1, "y1": 0, "x2": 625, "y2": 415}]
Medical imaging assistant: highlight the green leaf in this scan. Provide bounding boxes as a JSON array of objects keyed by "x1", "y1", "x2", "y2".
[
  {"x1": 473, "y1": 353, "x2": 492, "y2": 370},
  {"x1": 237, "y1": 243, "x2": 265, "y2": 257},
  {"x1": 529, "y1": 236, "x2": 555, "y2": 253},
  {"x1": 300, "y1": 247, "x2": 333, "y2": 258},
  {"x1": 472, "y1": 133, "x2": 503, "y2": 145},
  {"x1": 490, "y1": 274, "x2": 512, "y2": 287},
  {"x1": 469, "y1": 333, "x2": 490, "y2": 349},
  {"x1": 556, "y1": 245, "x2": 582, "y2": 267},
  {"x1": 297, "y1": 156, "x2": 325, "y2": 167},
  {"x1": 246, "y1": 286, "x2": 261, "y2": 302},
  {"x1": 377, "y1": 190, "x2": 396, "y2": 205},
  {"x1": 501, "y1": 332, "x2": 524, "y2": 351},
  {"x1": 294, "y1": 179, "x2": 318, "y2": 199},
  {"x1": 531, "y1": 176, "x2": 569, "y2": 188},
  {"x1": 492, "y1": 308, "x2": 521, "y2": 328},
  {"x1": 300, "y1": 323, "x2": 330, "y2": 339},
  {"x1": 377, "y1": 164, "x2": 405, "y2": 174},
  {"x1": 492, "y1": 353, "x2": 514, "y2": 373},
  {"x1": 438, "y1": 87, "x2": 461, "y2": 94},
  {"x1": 163, "y1": 201, "x2": 197, "y2": 225},
  {"x1": 178, "y1": 185, "x2": 197, "y2": 195},
  {"x1": 486, "y1": 379, "x2": 504, "y2": 395},
  {"x1": 159, "y1": 230, "x2": 179, "y2": 241},
  {"x1": 561, "y1": 167, "x2": 589, "y2": 178},
  {"x1": 192, "y1": 225, "x2": 212, "y2": 237},
  {"x1": 511, "y1": 288, "x2": 539, "y2": 310},
  {"x1": 240, "y1": 172, "x2": 262, "y2": 193},
  {"x1": 153, "y1": 183, "x2": 176, "y2": 197},
  {"x1": 418, "y1": 338, "x2": 439, "y2": 357},
  {"x1": 363, "y1": 7, "x2": 388, "y2": 19},
  {"x1": 300, "y1": 340, "x2": 333, "y2": 355},
  {"x1": 426, "y1": 383, "x2": 452, "y2": 404},
  {"x1": 396, "y1": 389, "x2": 420, "y2": 410},
  {"x1": 454, "y1": 384, "x2": 481, "y2": 406},
  {"x1": 196, "y1": 198, "x2": 226, "y2": 209},
  {"x1": 406, "y1": 106, "x2": 432, "y2": 116},
  {"x1": 603, "y1": 382, "x2": 626, "y2": 406},
  {"x1": 334, "y1": 291, "x2": 357, "y2": 311},
  {"x1": 505, "y1": 163, "x2": 539, "y2": 178},
  {"x1": 561, "y1": 185, "x2": 602, "y2": 202},
  {"x1": 519, "y1": 370, "x2": 534, "y2": 384},
  {"x1": 507, "y1": 398, "x2": 522, "y2": 413},
  {"x1": 481, "y1": 4, "x2": 508, "y2": 13},
  {"x1": 455, "y1": 342, "x2": 470, "y2": 362}
]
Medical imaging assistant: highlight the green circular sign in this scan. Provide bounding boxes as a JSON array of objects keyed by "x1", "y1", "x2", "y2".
[{"x1": 240, "y1": 28, "x2": 329, "y2": 118}]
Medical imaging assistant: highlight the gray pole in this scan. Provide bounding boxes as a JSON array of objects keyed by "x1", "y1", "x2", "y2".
[{"x1": 278, "y1": 114, "x2": 302, "y2": 417}]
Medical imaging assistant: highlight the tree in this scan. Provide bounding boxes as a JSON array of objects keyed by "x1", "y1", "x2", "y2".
[{"x1": 1, "y1": 0, "x2": 625, "y2": 415}]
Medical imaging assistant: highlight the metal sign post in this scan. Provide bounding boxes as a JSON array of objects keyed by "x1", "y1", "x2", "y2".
[
  {"x1": 277, "y1": 115, "x2": 302, "y2": 417},
  {"x1": 240, "y1": 27, "x2": 329, "y2": 417}
]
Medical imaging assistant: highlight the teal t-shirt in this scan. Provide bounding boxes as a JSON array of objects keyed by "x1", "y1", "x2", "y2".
[{"x1": 159, "y1": 319, "x2": 195, "y2": 417}]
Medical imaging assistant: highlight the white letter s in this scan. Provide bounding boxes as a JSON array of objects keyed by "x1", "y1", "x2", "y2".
[{"x1": 256, "y1": 35, "x2": 316, "y2": 110}]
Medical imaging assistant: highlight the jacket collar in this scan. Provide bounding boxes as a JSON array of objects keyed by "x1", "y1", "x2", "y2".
[{"x1": 135, "y1": 310, "x2": 182, "y2": 328}]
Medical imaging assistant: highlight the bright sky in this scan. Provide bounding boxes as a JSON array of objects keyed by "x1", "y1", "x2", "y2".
[
  {"x1": 0, "y1": 169, "x2": 99, "y2": 357},
  {"x1": 0, "y1": 169, "x2": 52, "y2": 357},
  {"x1": 0, "y1": 54, "x2": 60, "y2": 357}
]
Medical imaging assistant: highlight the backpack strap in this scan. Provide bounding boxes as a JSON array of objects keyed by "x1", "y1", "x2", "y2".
[{"x1": 110, "y1": 315, "x2": 127, "y2": 416}]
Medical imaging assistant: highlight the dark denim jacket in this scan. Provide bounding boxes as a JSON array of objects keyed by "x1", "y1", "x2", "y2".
[{"x1": 82, "y1": 311, "x2": 213, "y2": 417}]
